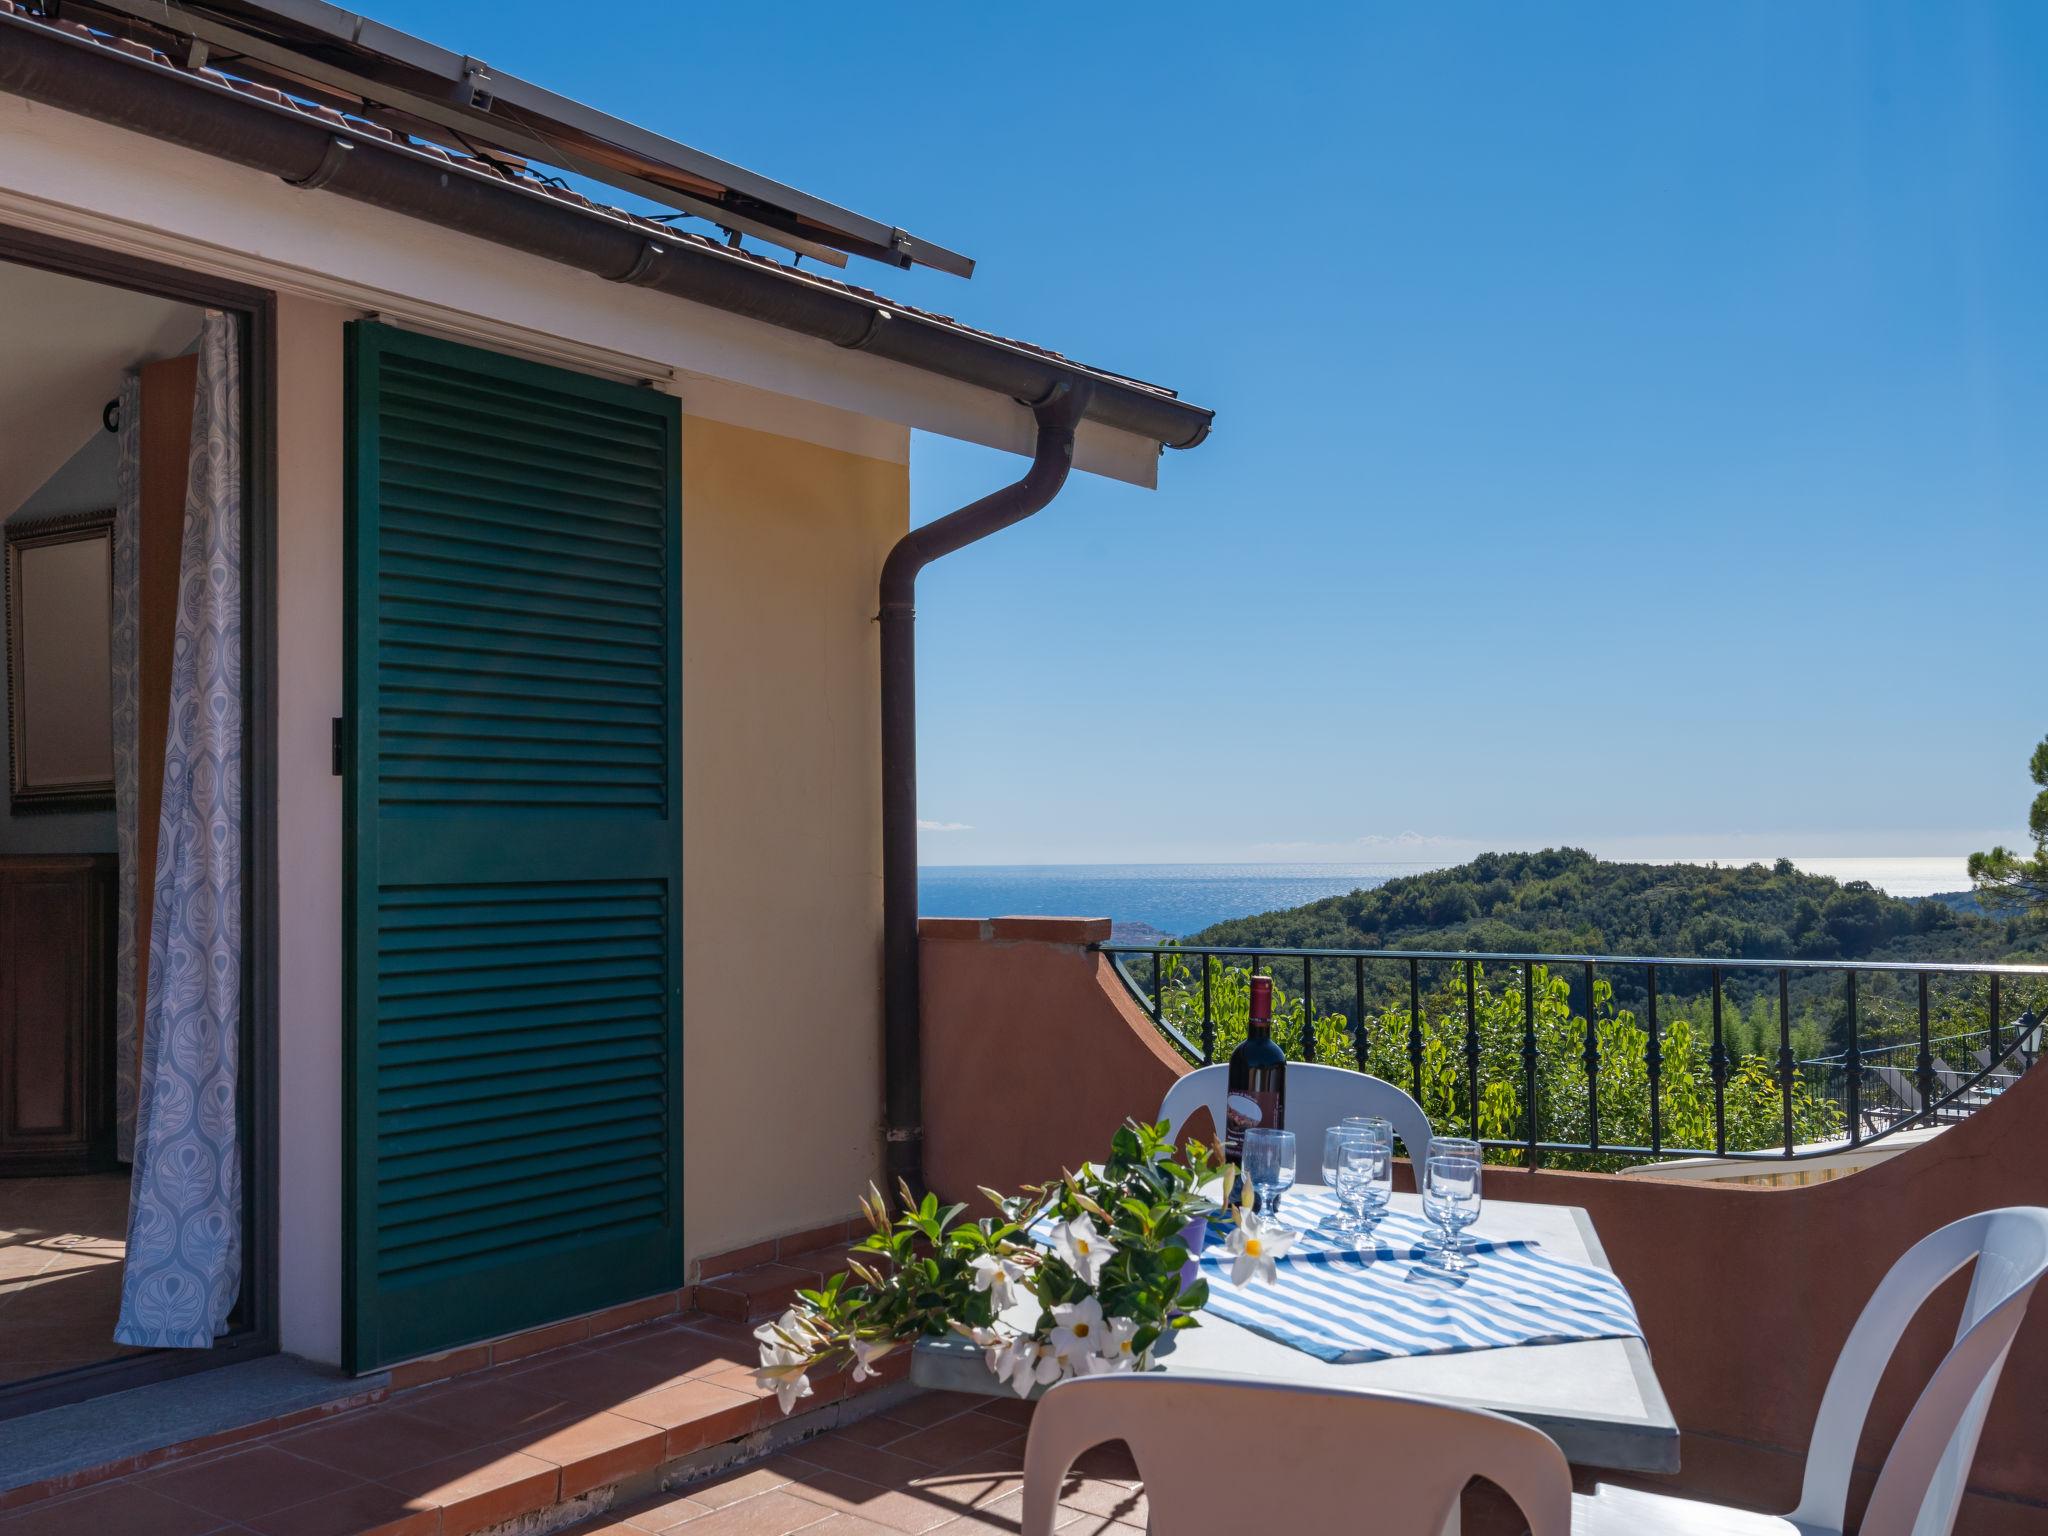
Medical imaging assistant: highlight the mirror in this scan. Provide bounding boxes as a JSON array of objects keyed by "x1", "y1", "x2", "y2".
[{"x1": 5, "y1": 509, "x2": 115, "y2": 810}]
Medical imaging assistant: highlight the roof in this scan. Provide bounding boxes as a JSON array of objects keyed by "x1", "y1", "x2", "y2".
[
  {"x1": 0, "y1": 1, "x2": 1214, "y2": 451},
  {"x1": 82, "y1": 0, "x2": 977, "y2": 278}
]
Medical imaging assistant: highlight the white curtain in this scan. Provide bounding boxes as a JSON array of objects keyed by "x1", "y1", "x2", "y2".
[
  {"x1": 115, "y1": 312, "x2": 242, "y2": 1349},
  {"x1": 111, "y1": 372, "x2": 142, "y2": 1164}
]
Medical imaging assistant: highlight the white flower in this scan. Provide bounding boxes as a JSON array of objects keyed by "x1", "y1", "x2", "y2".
[
  {"x1": 1225, "y1": 1206, "x2": 1299, "y2": 1287},
  {"x1": 754, "y1": 1335, "x2": 815, "y2": 1414},
  {"x1": 754, "y1": 1307, "x2": 823, "y2": 1351},
  {"x1": 753, "y1": 1308, "x2": 824, "y2": 1414},
  {"x1": 1003, "y1": 1338, "x2": 1064, "y2": 1399},
  {"x1": 970, "y1": 1251, "x2": 1026, "y2": 1310},
  {"x1": 850, "y1": 1336, "x2": 894, "y2": 1383},
  {"x1": 1051, "y1": 1214, "x2": 1116, "y2": 1286},
  {"x1": 1048, "y1": 1296, "x2": 1109, "y2": 1366},
  {"x1": 969, "y1": 1325, "x2": 1009, "y2": 1379},
  {"x1": 1101, "y1": 1316, "x2": 1145, "y2": 1370}
]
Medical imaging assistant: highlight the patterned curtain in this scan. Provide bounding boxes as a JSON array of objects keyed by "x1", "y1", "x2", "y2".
[
  {"x1": 116, "y1": 313, "x2": 243, "y2": 1349},
  {"x1": 111, "y1": 373, "x2": 142, "y2": 1164}
]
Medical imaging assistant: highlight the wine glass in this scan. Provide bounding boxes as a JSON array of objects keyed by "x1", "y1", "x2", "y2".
[
  {"x1": 1422, "y1": 1137, "x2": 1483, "y2": 1272},
  {"x1": 1352, "y1": 1119, "x2": 1394, "y2": 1235},
  {"x1": 1321, "y1": 1126, "x2": 1375, "y2": 1235},
  {"x1": 1330, "y1": 1118, "x2": 1391, "y2": 1236},
  {"x1": 1242, "y1": 1128, "x2": 1297, "y2": 1222}
]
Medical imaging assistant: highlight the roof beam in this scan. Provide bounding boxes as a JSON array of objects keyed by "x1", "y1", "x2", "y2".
[{"x1": 79, "y1": 0, "x2": 863, "y2": 268}]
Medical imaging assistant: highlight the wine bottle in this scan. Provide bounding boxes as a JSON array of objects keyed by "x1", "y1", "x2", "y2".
[{"x1": 1224, "y1": 973, "x2": 1285, "y2": 1207}]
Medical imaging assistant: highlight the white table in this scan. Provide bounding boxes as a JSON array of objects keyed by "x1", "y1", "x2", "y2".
[{"x1": 911, "y1": 1190, "x2": 1679, "y2": 1476}]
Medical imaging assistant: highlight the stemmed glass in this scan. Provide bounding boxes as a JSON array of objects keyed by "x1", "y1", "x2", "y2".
[
  {"x1": 1326, "y1": 1119, "x2": 1391, "y2": 1237},
  {"x1": 1242, "y1": 1128, "x2": 1297, "y2": 1222},
  {"x1": 1422, "y1": 1136, "x2": 1483, "y2": 1272},
  {"x1": 1350, "y1": 1118, "x2": 1394, "y2": 1236},
  {"x1": 1321, "y1": 1126, "x2": 1370, "y2": 1235}
]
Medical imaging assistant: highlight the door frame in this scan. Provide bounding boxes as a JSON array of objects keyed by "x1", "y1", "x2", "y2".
[{"x1": 0, "y1": 222, "x2": 280, "y2": 1418}]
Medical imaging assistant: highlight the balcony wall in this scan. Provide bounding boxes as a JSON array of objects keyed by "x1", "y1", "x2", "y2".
[{"x1": 919, "y1": 917, "x2": 2048, "y2": 1534}]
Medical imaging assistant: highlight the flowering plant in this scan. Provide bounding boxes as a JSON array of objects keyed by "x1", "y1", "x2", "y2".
[{"x1": 755, "y1": 1118, "x2": 1234, "y2": 1411}]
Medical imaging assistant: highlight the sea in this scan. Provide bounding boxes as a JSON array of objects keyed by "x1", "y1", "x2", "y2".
[
  {"x1": 916, "y1": 857, "x2": 1974, "y2": 939},
  {"x1": 918, "y1": 862, "x2": 1438, "y2": 938}
]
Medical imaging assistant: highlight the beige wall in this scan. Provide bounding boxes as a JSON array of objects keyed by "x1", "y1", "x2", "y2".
[
  {"x1": 268, "y1": 302, "x2": 905, "y2": 1359},
  {"x1": 680, "y1": 417, "x2": 903, "y2": 1266},
  {"x1": 274, "y1": 293, "x2": 349, "y2": 1364}
]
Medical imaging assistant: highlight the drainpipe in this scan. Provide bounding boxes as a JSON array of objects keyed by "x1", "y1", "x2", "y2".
[{"x1": 880, "y1": 381, "x2": 1093, "y2": 1197}]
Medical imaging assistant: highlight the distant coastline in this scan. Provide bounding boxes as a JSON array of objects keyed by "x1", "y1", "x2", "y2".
[{"x1": 916, "y1": 856, "x2": 1979, "y2": 940}]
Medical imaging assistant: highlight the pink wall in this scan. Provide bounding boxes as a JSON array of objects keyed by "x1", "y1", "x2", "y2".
[
  {"x1": 918, "y1": 919, "x2": 2048, "y2": 1532},
  {"x1": 920, "y1": 917, "x2": 1186, "y2": 1201}
]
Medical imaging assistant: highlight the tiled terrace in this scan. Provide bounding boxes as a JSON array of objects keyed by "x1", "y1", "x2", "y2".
[
  {"x1": 0, "y1": 1309, "x2": 1136, "y2": 1536},
  {"x1": 546, "y1": 1395, "x2": 1139, "y2": 1536},
  {"x1": 4, "y1": 1310, "x2": 794, "y2": 1536},
  {"x1": 0, "y1": 1214, "x2": 1146, "y2": 1536}
]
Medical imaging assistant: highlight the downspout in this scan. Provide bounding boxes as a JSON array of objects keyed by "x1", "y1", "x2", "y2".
[{"x1": 880, "y1": 381, "x2": 1093, "y2": 1196}]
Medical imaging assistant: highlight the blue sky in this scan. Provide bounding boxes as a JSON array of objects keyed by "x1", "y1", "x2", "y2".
[{"x1": 405, "y1": 2, "x2": 2044, "y2": 866}]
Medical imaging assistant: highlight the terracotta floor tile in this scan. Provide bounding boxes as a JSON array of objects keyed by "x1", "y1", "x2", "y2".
[
  {"x1": 781, "y1": 1469, "x2": 955, "y2": 1534},
  {"x1": 509, "y1": 1410, "x2": 665, "y2": 1498},
  {"x1": 955, "y1": 1490, "x2": 1081, "y2": 1532},
  {"x1": 826, "y1": 1416, "x2": 918, "y2": 1452},
  {"x1": 397, "y1": 1378, "x2": 584, "y2": 1444},
  {"x1": 1057, "y1": 1477, "x2": 1145, "y2": 1527},
  {"x1": 773, "y1": 1248, "x2": 859, "y2": 1284},
  {"x1": 246, "y1": 1480, "x2": 437, "y2": 1536},
  {"x1": 652, "y1": 1489, "x2": 834, "y2": 1535},
  {"x1": 876, "y1": 1414, "x2": 1020, "y2": 1473},
  {"x1": 607, "y1": 1492, "x2": 714, "y2": 1532},
  {"x1": 613, "y1": 1377, "x2": 764, "y2": 1455},
  {"x1": 674, "y1": 1315, "x2": 759, "y2": 1346},
  {"x1": 574, "y1": 1513, "x2": 687, "y2": 1536},
  {"x1": 671, "y1": 1463, "x2": 796, "y2": 1512},
  {"x1": 1065, "y1": 1445, "x2": 1137, "y2": 1486},
  {"x1": 783, "y1": 1436, "x2": 936, "y2": 1487},
  {"x1": 874, "y1": 1395, "x2": 979, "y2": 1431},
  {"x1": 907, "y1": 1452, "x2": 1024, "y2": 1514},
  {"x1": 593, "y1": 1328, "x2": 757, "y2": 1390},
  {"x1": 967, "y1": 1399, "x2": 1035, "y2": 1429},
  {"x1": 141, "y1": 1448, "x2": 366, "y2": 1522},
  {"x1": 792, "y1": 1517, "x2": 899, "y2": 1536},
  {"x1": 277, "y1": 1406, "x2": 481, "y2": 1477},
  {"x1": 0, "y1": 1482, "x2": 226, "y2": 1536},
  {"x1": 696, "y1": 1267, "x2": 818, "y2": 1322},
  {"x1": 490, "y1": 1317, "x2": 589, "y2": 1365},
  {"x1": 1047, "y1": 1513, "x2": 1137, "y2": 1535},
  {"x1": 378, "y1": 1449, "x2": 560, "y2": 1536},
  {"x1": 512, "y1": 1345, "x2": 684, "y2": 1406}
]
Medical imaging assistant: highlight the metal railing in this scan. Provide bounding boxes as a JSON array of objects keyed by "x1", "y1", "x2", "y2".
[{"x1": 1100, "y1": 942, "x2": 2048, "y2": 1168}]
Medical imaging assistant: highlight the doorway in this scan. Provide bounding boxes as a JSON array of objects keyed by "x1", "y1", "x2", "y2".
[{"x1": 0, "y1": 230, "x2": 275, "y2": 1416}]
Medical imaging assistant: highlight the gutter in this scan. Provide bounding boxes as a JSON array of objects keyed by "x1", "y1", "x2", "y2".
[
  {"x1": 879, "y1": 382, "x2": 1091, "y2": 1196},
  {"x1": 0, "y1": 12, "x2": 1214, "y2": 451}
]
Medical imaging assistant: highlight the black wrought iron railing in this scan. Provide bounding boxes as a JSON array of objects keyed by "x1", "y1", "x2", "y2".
[{"x1": 1100, "y1": 943, "x2": 2048, "y2": 1169}]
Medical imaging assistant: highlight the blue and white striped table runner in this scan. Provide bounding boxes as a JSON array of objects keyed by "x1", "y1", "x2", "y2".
[{"x1": 1196, "y1": 1188, "x2": 1644, "y2": 1365}]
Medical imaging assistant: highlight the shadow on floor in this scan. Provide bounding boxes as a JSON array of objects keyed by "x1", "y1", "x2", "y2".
[{"x1": 0, "y1": 1172, "x2": 142, "y2": 1386}]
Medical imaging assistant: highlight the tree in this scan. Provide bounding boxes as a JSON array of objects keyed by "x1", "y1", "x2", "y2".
[
  {"x1": 1149, "y1": 956, "x2": 1844, "y2": 1171},
  {"x1": 1969, "y1": 734, "x2": 2048, "y2": 917}
]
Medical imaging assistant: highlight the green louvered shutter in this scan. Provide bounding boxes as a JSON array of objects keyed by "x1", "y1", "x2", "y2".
[{"x1": 343, "y1": 322, "x2": 683, "y2": 1371}]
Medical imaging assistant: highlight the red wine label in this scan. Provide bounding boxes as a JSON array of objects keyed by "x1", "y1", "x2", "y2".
[{"x1": 1225, "y1": 1090, "x2": 1282, "y2": 1140}]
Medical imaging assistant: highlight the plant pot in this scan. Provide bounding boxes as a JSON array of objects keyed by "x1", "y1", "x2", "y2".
[{"x1": 1177, "y1": 1215, "x2": 1208, "y2": 1298}]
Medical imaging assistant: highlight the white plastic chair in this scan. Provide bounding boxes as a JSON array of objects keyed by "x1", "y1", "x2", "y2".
[
  {"x1": 1573, "y1": 1206, "x2": 2048, "y2": 1536},
  {"x1": 1159, "y1": 1060, "x2": 1435, "y2": 1167},
  {"x1": 1020, "y1": 1373, "x2": 1572, "y2": 1536}
]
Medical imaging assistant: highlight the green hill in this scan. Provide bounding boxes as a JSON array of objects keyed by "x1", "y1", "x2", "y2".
[{"x1": 1188, "y1": 848, "x2": 2042, "y2": 968}]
